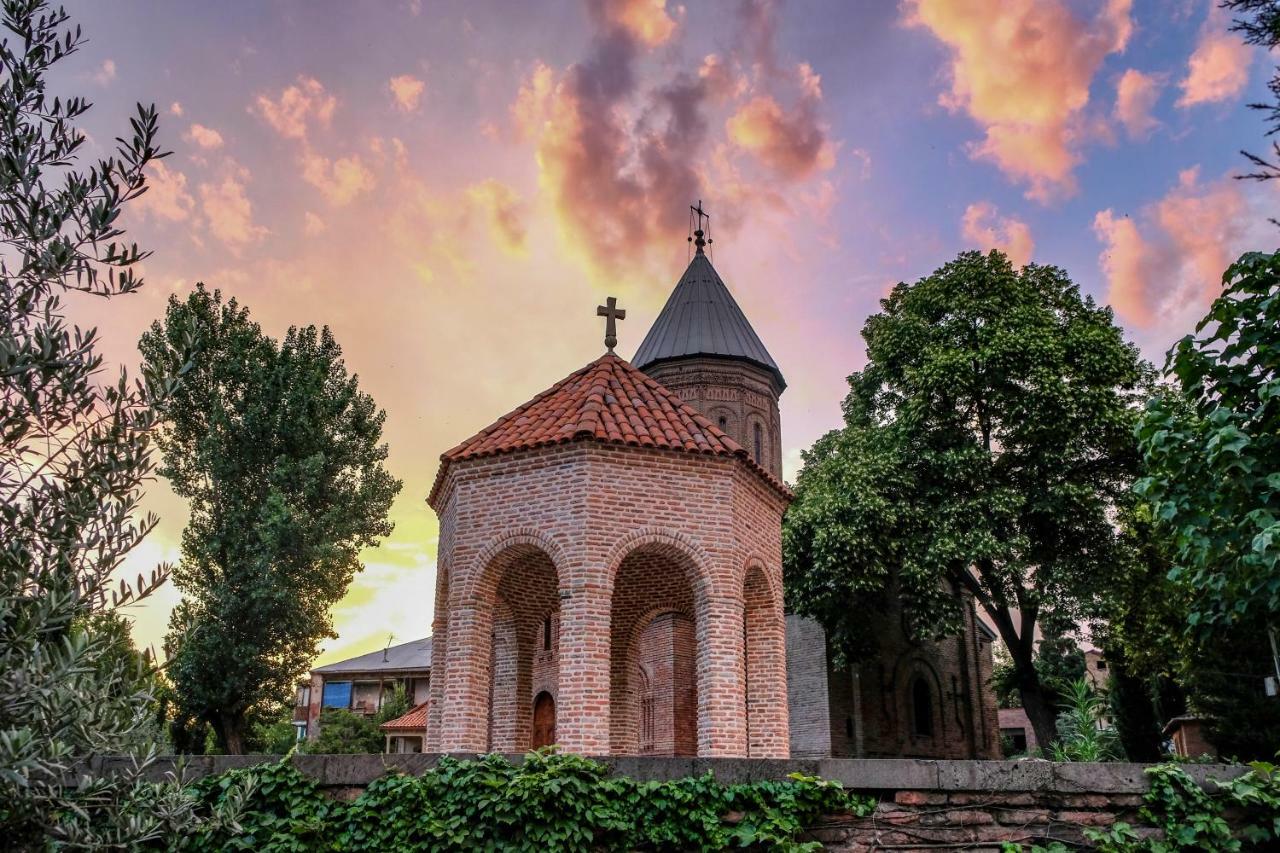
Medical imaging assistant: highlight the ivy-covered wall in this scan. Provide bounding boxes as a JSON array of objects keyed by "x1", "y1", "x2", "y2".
[{"x1": 75, "y1": 753, "x2": 1259, "y2": 850}]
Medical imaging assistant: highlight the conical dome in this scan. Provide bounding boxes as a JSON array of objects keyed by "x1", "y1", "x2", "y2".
[{"x1": 632, "y1": 253, "x2": 785, "y2": 390}]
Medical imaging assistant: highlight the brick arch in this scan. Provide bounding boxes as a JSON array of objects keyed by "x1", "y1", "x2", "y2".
[
  {"x1": 615, "y1": 604, "x2": 698, "y2": 756},
  {"x1": 442, "y1": 529, "x2": 563, "y2": 753},
  {"x1": 607, "y1": 534, "x2": 706, "y2": 755},
  {"x1": 742, "y1": 561, "x2": 784, "y2": 757},
  {"x1": 603, "y1": 526, "x2": 715, "y2": 601},
  {"x1": 893, "y1": 656, "x2": 947, "y2": 751},
  {"x1": 459, "y1": 527, "x2": 568, "y2": 606}
]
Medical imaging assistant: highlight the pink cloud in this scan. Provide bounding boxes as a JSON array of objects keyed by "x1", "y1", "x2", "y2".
[
  {"x1": 466, "y1": 179, "x2": 527, "y2": 254},
  {"x1": 185, "y1": 123, "x2": 225, "y2": 149},
  {"x1": 301, "y1": 151, "x2": 376, "y2": 205},
  {"x1": 1114, "y1": 69, "x2": 1163, "y2": 139},
  {"x1": 199, "y1": 170, "x2": 268, "y2": 249},
  {"x1": 905, "y1": 0, "x2": 1133, "y2": 202},
  {"x1": 136, "y1": 161, "x2": 195, "y2": 223},
  {"x1": 961, "y1": 201, "x2": 1034, "y2": 267},
  {"x1": 1093, "y1": 167, "x2": 1259, "y2": 329},
  {"x1": 252, "y1": 76, "x2": 336, "y2": 140},
  {"x1": 388, "y1": 74, "x2": 426, "y2": 112},
  {"x1": 1177, "y1": 8, "x2": 1252, "y2": 108}
]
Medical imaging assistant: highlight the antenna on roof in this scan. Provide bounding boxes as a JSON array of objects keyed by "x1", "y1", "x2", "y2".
[{"x1": 382, "y1": 633, "x2": 395, "y2": 663}]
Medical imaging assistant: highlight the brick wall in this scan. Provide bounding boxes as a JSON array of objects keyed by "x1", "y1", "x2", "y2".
[{"x1": 785, "y1": 614, "x2": 833, "y2": 759}]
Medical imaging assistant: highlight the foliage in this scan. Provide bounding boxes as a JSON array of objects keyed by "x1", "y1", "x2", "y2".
[
  {"x1": 173, "y1": 750, "x2": 874, "y2": 852},
  {"x1": 139, "y1": 285, "x2": 402, "y2": 753},
  {"x1": 252, "y1": 718, "x2": 302, "y2": 756},
  {"x1": 1049, "y1": 679, "x2": 1123, "y2": 762},
  {"x1": 990, "y1": 625, "x2": 1086, "y2": 714},
  {"x1": 373, "y1": 682, "x2": 411, "y2": 727},
  {"x1": 1136, "y1": 251, "x2": 1280, "y2": 637},
  {"x1": 310, "y1": 709, "x2": 382, "y2": 755},
  {"x1": 1222, "y1": 1, "x2": 1280, "y2": 190},
  {"x1": 0, "y1": 0, "x2": 194, "y2": 845},
  {"x1": 1179, "y1": 611, "x2": 1280, "y2": 762},
  {"x1": 784, "y1": 250, "x2": 1149, "y2": 749}
]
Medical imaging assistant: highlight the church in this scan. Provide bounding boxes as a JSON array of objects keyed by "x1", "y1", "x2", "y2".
[{"x1": 423, "y1": 211, "x2": 999, "y2": 759}]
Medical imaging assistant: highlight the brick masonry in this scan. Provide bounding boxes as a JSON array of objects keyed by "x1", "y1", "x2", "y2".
[{"x1": 88, "y1": 754, "x2": 1250, "y2": 850}]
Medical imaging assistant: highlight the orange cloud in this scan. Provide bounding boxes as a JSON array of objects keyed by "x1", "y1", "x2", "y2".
[
  {"x1": 388, "y1": 74, "x2": 426, "y2": 112},
  {"x1": 466, "y1": 179, "x2": 527, "y2": 254},
  {"x1": 905, "y1": 0, "x2": 1133, "y2": 202},
  {"x1": 252, "y1": 76, "x2": 336, "y2": 140},
  {"x1": 199, "y1": 170, "x2": 268, "y2": 249},
  {"x1": 1177, "y1": 9, "x2": 1252, "y2": 108},
  {"x1": 136, "y1": 161, "x2": 195, "y2": 222},
  {"x1": 726, "y1": 90, "x2": 833, "y2": 180},
  {"x1": 1114, "y1": 69, "x2": 1163, "y2": 139},
  {"x1": 1093, "y1": 167, "x2": 1256, "y2": 328},
  {"x1": 961, "y1": 202, "x2": 1034, "y2": 267},
  {"x1": 185, "y1": 122, "x2": 224, "y2": 149},
  {"x1": 301, "y1": 150, "x2": 376, "y2": 205},
  {"x1": 587, "y1": 0, "x2": 676, "y2": 46}
]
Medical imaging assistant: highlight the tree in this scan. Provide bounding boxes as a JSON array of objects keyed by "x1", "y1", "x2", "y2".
[
  {"x1": 784, "y1": 251, "x2": 1148, "y2": 749},
  {"x1": 1222, "y1": 1, "x2": 1280, "y2": 186},
  {"x1": 311, "y1": 709, "x2": 382, "y2": 754},
  {"x1": 1136, "y1": 251, "x2": 1280, "y2": 641},
  {"x1": 0, "y1": 0, "x2": 194, "y2": 844},
  {"x1": 139, "y1": 286, "x2": 401, "y2": 754}
]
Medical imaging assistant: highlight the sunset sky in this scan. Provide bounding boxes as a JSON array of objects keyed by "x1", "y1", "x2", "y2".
[{"x1": 59, "y1": 0, "x2": 1273, "y2": 666}]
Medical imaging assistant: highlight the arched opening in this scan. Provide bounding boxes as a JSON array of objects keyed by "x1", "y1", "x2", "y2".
[
  {"x1": 911, "y1": 676, "x2": 935, "y2": 739},
  {"x1": 609, "y1": 543, "x2": 702, "y2": 756},
  {"x1": 531, "y1": 691, "x2": 556, "y2": 748},
  {"x1": 479, "y1": 543, "x2": 560, "y2": 753},
  {"x1": 742, "y1": 564, "x2": 775, "y2": 756}
]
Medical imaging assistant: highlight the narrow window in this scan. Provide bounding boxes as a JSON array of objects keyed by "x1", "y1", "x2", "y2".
[
  {"x1": 543, "y1": 615, "x2": 552, "y2": 651},
  {"x1": 912, "y1": 677, "x2": 934, "y2": 738},
  {"x1": 717, "y1": 415, "x2": 727, "y2": 430},
  {"x1": 753, "y1": 422, "x2": 763, "y2": 465}
]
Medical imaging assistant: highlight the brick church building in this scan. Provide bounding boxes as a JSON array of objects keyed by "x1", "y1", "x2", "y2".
[{"x1": 424, "y1": 218, "x2": 999, "y2": 759}]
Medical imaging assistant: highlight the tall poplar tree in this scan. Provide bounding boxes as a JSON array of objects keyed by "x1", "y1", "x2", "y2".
[
  {"x1": 785, "y1": 251, "x2": 1148, "y2": 749},
  {"x1": 140, "y1": 286, "x2": 401, "y2": 753}
]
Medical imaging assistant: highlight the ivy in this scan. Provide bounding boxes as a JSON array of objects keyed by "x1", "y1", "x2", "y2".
[
  {"x1": 1010, "y1": 761, "x2": 1280, "y2": 853},
  {"x1": 169, "y1": 749, "x2": 873, "y2": 852}
]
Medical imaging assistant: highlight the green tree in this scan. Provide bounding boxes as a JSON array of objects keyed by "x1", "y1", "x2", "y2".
[
  {"x1": 139, "y1": 286, "x2": 401, "y2": 754},
  {"x1": 0, "y1": 0, "x2": 193, "y2": 844},
  {"x1": 784, "y1": 251, "x2": 1148, "y2": 749},
  {"x1": 311, "y1": 709, "x2": 382, "y2": 754},
  {"x1": 1136, "y1": 251, "x2": 1280, "y2": 642}
]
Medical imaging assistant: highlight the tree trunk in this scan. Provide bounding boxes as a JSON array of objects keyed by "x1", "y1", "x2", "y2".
[
  {"x1": 1013, "y1": 652, "x2": 1059, "y2": 751},
  {"x1": 216, "y1": 711, "x2": 248, "y2": 755}
]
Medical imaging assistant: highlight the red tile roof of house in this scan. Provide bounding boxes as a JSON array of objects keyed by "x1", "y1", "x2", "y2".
[
  {"x1": 380, "y1": 701, "x2": 429, "y2": 732},
  {"x1": 428, "y1": 353, "x2": 789, "y2": 504}
]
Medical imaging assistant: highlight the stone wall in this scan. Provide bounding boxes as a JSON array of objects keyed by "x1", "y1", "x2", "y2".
[{"x1": 92, "y1": 754, "x2": 1247, "y2": 850}]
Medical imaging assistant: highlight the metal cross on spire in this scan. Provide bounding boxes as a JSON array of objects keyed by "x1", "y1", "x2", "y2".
[
  {"x1": 688, "y1": 200, "x2": 712, "y2": 255},
  {"x1": 596, "y1": 296, "x2": 626, "y2": 353}
]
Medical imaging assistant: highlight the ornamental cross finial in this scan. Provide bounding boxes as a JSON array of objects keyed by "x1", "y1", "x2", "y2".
[
  {"x1": 596, "y1": 296, "x2": 626, "y2": 353},
  {"x1": 688, "y1": 200, "x2": 712, "y2": 255}
]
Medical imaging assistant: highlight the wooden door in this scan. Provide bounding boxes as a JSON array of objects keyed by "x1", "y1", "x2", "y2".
[{"x1": 531, "y1": 691, "x2": 556, "y2": 748}]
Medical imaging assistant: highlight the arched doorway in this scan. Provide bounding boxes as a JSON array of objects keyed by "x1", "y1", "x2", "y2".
[
  {"x1": 532, "y1": 691, "x2": 556, "y2": 748},
  {"x1": 479, "y1": 543, "x2": 560, "y2": 753},
  {"x1": 609, "y1": 542, "x2": 702, "y2": 756}
]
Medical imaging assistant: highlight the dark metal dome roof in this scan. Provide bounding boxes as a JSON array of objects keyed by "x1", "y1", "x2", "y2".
[{"x1": 632, "y1": 253, "x2": 785, "y2": 390}]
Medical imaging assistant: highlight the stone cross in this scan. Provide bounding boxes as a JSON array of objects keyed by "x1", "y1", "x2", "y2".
[{"x1": 596, "y1": 296, "x2": 626, "y2": 353}]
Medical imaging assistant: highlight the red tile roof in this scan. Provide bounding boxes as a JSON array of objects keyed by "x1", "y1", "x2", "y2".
[
  {"x1": 380, "y1": 701, "x2": 428, "y2": 731},
  {"x1": 428, "y1": 353, "x2": 789, "y2": 504}
]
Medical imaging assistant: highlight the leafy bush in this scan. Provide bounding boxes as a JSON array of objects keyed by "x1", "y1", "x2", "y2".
[
  {"x1": 174, "y1": 749, "x2": 874, "y2": 852},
  {"x1": 1050, "y1": 679, "x2": 1122, "y2": 762},
  {"x1": 310, "y1": 709, "x2": 382, "y2": 755}
]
